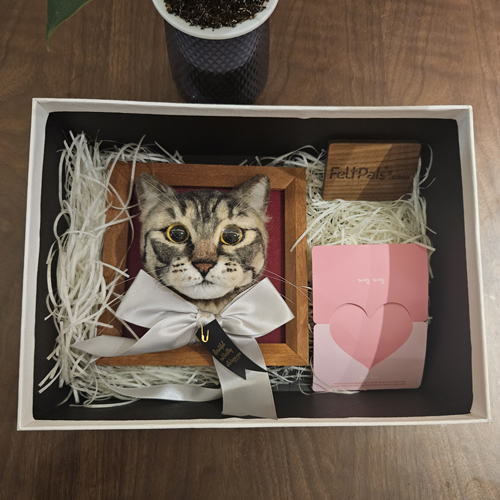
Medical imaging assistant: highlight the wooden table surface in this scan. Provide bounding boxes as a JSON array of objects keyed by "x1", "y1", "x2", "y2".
[{"x1": 1, "y1": 0, "x2": 499, "y2": 498}]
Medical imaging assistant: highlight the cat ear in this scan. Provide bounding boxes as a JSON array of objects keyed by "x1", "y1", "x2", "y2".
[
  {"x1": 135, "y1": 173, "x2": 177, "y2": 215},
  {"x1": 233, "y1": 174, "x2": 270, "y2": 218}
]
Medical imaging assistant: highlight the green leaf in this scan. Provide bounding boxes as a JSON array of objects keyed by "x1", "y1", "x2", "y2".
[{"x1": 46, "y1": 0, "x2": 95, "y2": 47}]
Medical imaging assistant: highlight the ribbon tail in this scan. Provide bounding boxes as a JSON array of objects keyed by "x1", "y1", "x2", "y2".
[
  {"x1": 99, "y1": 377, "x2": 222, "y2": 402},
  {"x1": 214, "y1": 337, "x2": 277, "y2": 420},
  {"x1": 72, "y1": 317, "x2": 197, "y2": 358},
  {"x1": 73, "y1": 336, "x2": 137, "y2": 357}
]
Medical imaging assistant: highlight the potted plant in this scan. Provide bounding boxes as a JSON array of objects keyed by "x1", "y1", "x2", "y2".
[{"x1": 47, "y1": 0, "x2": 279, "y2": 104}]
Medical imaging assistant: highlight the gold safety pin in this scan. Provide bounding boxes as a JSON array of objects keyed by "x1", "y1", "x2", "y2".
[{"x1": 199, "y1": 315, "x2": 211, "y2": 343}]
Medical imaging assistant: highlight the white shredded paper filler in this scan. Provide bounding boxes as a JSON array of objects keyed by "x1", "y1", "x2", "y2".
[{"x1": 42, "y1": 134, "x2": 434, "y2": 405}]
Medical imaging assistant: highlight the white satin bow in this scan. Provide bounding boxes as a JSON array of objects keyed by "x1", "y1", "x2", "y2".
[{"x1": 73, "y1": 270, "x2": 295, "y2": 419}]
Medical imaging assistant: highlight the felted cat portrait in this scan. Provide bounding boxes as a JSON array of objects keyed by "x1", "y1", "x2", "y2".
[{"x1": 135, "y1": 173, "x2": 271, "y2": 314}]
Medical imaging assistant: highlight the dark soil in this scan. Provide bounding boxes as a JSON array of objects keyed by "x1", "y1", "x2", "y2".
[{"x1": 165, "y1": 0, "x2": 268, "y2": 29}]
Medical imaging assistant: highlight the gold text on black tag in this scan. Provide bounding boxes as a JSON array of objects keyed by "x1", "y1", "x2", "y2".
[{"x1": 195, "y1": 320, "x2": 267, "y2": 379}]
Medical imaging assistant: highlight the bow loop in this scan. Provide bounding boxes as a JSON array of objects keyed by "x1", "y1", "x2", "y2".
[
  {"x1": 220, "y1": 278, "x2": 294, "y2": 337},
  {"x1": 116, "y1": 271, "x2": 199, "y2": 328}
]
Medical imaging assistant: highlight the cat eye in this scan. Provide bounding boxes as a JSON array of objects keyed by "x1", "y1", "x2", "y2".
[
  {"x1": 166, "y1": 224, "x2": 189, "y2": 243},
  {"x1": 221, "y1": 226, "x2": 243, "y2": 245}
]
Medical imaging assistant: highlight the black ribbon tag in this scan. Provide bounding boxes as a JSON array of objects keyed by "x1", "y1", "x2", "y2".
[{"x1": 196, "y1": 319, "x2": 267, "y2": 380}]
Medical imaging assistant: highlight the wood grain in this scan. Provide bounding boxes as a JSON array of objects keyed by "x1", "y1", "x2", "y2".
[
  {"x1": 322, "y1": 142, "x2": 421, "y2": 201},
  {"x1": 97, "y1": 163, "x2": 131, "y2": 336},
  {"x1": 96, "y1": 162, "x2": 308, "y2": 366},
  {"x1": 2, "y1": 0, "x2": 500, "y2": 498}
]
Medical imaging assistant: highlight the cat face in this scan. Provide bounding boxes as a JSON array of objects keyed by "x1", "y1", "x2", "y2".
[{"x1": 136, "y1": 173, "x2": 270, "y2": 304}]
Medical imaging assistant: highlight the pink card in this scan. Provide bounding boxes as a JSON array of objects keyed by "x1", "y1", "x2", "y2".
[{"x1": 312, "y1": 244, "x2": 428, "y2": 391}]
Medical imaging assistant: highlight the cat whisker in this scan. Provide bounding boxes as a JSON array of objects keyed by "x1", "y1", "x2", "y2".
[
  {"x1": 143, "y1": 179, "x2": 178, "y2": 206},
  {"x1": 246, "y1": 275, "x2": 298, "y2": 307},
  {"x1": 111, "y1": 266, "x2": 309, "y2": 301},
  {"x1": 233, "y1": 191, "x2": 271, "y2": 214},
  {"x1": 261, "y1": 269, "x2": 311, "y2": 300},
  {"x1": 233, "y1": 191, "x2": 254, "y2": 210}
]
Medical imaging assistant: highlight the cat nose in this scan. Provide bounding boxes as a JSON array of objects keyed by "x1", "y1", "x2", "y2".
[{"x1": 193, "y1": 261, "x2": 216, "y2": 277}]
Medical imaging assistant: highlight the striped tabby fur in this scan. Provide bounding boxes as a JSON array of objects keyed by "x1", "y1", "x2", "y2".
[{"x1": 136, "y1": 173, "x2": 270, "y2": 314}]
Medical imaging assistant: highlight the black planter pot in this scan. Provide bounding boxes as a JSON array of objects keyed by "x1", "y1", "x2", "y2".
[{"x1": 164, "y1": 20, "x2": 270, "y2": 105}]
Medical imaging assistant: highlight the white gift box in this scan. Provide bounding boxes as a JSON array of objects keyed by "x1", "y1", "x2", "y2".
[{"x1": 18, "y1": 99, "x2": 490, "y2": 430}]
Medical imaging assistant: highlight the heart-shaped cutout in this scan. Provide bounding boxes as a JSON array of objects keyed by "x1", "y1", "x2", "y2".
[{"x1": 329, "y1": 303, "x2": 413, "y2": 369}]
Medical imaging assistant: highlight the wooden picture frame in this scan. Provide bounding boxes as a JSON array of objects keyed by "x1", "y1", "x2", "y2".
[{"x1": 96, "y1": 162, "x2": 309, "y2": 367}]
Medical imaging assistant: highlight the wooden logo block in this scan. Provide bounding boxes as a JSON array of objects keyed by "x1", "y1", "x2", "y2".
[{"x1": 322, "y1": 142, "x2": 421, "y2": 201}]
